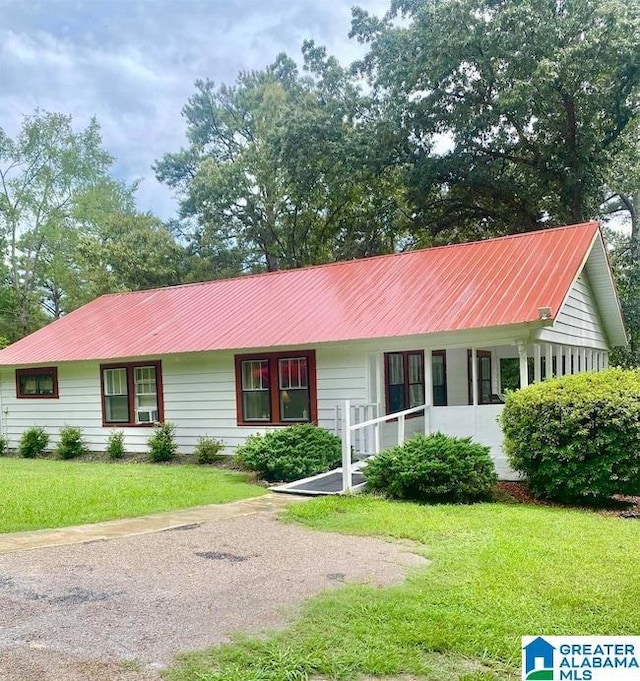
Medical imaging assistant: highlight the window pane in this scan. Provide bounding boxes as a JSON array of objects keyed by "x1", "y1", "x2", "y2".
[
  {"x1": 280, "y1": 388, "x2": 310, "y2": 421},
  {"x1": 20, "y1": 376, "x2": 37, "y2": 395},
  {"x1": 279, "y1": 358, "x2": 308, "y2": 390},
  {"x1": 242, "y1": 360, "x2": 269, "y2": 390},
  {"x1": 104, "y1": 368, "x2": 127, "y2": 396},
  {"x1": 409, "y1": 383, "x2": 424, "y2": 407},
  {"x1": 243, "y1": 391, "x2": 271, "y2": 421},
  {"x1": 37, "y1": 374, "x2": 54, "y2": 394},
  {"x1": 387, "y1": 353, "x2": 404, "y2": 385},
  {"x1": 408, "y1": 353, "x2": 423, "y2": 384},
  {"x1": 388, "y1": 383, "x2": 405, "y2": 413},
  {"x1": 105, "y1": 395, "x2": 129, "y2": 422}
]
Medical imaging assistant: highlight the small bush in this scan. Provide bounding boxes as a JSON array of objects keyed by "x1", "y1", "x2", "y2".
[
  {"x1": 234, "y1": 424, "x2": 342, "y2": 482},
  {"x1": 148, "y1": 422, "x2": 178, "y2": 462},
  {"x1": 0, "y1": 435, "x2": 8, "y2": 456},
  {"x1": 364, "y1": 432, "x2": 497, "y2": 503},
  {"x1": 19, "y1": 427, "x2": 49, "y2": 459},
  {"x1": 500, "y1": 368, "x2": 640, "y2": 503},
  {"x1": 194, "y1": 436, "x2": 224, "y2": 464},
  {"x1": 55, "y1": 426, "x2": 87, "y2": 460},
  {"x1": 106, "y1": 430, "x2": 126, "y2": 460}
]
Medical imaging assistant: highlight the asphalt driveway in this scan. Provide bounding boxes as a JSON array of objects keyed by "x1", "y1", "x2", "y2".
[{"x1": 0, "y1": 504, "x2": 425, "y2": 680}]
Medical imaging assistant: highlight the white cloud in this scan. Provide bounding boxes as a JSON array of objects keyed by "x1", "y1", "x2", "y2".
[{"x1": 0, "y1": 0, "x2": 390, "y2": 219}]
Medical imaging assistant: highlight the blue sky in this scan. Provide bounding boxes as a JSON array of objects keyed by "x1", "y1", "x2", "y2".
[{"x1": 0, "y1": 0, "x2": 389, "y2": 220}]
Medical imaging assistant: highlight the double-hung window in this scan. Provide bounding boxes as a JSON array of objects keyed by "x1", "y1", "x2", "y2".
[
  {"x1": 101, "y1": 361, "x2": 163, "y2": 426},
  {"x1": 384, "y1": 350, "x2": 447, "y2": 414},
  {"x1": 235, "y1": 351, "x2": 316, "y2": 425}
]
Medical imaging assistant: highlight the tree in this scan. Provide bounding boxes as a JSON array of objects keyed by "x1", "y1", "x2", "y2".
[
  {"x1": 351, "y1": 0, "x2": 640, "y2": 240},
  {"x1": 0, "y1": 111, "x2": 112, "y2": 335},
  {"x1": 156, "y1": 51, "x2": 412, "y2": 273}
]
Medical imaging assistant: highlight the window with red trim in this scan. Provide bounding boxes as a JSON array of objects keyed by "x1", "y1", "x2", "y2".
[
  {"x1": 16, "y1": 367, "x2": 59, "y2": 398},
  {"x1": 100, "y1": 361, "x2": 164, "y2": 426},
  {"x1": 384, "y1": 350, "x2": 447, "y2": 414},
  {"x1": 235, "y1": 351, "x2": 316, "y2": 425}
]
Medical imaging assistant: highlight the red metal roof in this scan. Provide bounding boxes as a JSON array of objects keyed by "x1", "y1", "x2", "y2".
[{"x1": 0, "y1": 222, "x2": 601, "y2": 365}]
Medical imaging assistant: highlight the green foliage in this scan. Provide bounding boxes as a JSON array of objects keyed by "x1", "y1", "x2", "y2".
[
  {"x1": 352, "y1": 0, "x2": 640, "y2": 239},
  {"x1": 106, "y1": 430, "x2": 126, "y2": 460},
  {"x1": 19, "y1": 426, "x2": 49, "y2": 459},
  {"x1": 364, "y1": 433, "x2": 497, "y2": 503},
  {"x1": 500, "y1": 369, "x2": 640, "y2": 502},
  {"x1": 234, "y1": 424, "x2": 341, "y2": 482},
  {"x1": 0, "y1": 435, "x2": 8, "y2": 456},
  {"x1": 147, "y1": 422, "x2": 179, "y2": 463},
  {"x1": 55, "y1": 426, "x2": 87, "y2": 460},
  {"x1": 194, "y1": 436, "x2": 225, "y2": 464}
]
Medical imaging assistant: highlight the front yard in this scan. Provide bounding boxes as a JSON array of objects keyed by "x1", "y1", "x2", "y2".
[
  {"x1": 167, "y1": 495, "x2": 640, "y2": 681},
  {"x1": 0, "y1": 458, "x2": 265, "y2": 533}
]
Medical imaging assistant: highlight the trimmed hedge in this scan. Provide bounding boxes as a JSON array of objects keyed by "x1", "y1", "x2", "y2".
[
  {"x1": 364, "y1": 432, "x2": 497, "y2": 503},
  {"x1": 234, "y1": 424, "x2": 341, "y2": 482},
  {"x1": 500, "y1": 368, "x2": 640, "y2": 502}
]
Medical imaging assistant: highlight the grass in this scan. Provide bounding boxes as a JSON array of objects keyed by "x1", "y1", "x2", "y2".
[
  {"x1": 0, "y1": 458, "x2": 265, "y2": 533},
  {"x1": 166, "y1": 496, "x2": 640, "y2": 681}
]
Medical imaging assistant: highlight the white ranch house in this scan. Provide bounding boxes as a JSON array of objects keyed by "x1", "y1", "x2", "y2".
[{"x1": 0, "y1": 221, "x2": 626, "y2": 480}]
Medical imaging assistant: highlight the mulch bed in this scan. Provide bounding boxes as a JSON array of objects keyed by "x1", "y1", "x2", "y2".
[{"x1": 496, "y1": 481, "x2": 640, "y2": 519}]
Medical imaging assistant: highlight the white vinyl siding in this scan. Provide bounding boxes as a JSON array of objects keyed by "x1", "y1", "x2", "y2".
[{"x1": 537, "y1": 272, "x2": 608, "y2": 349}]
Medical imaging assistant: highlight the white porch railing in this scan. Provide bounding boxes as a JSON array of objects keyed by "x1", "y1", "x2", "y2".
[{"x1": 340, "y1": 400, "x2": 427, "y2": 493}]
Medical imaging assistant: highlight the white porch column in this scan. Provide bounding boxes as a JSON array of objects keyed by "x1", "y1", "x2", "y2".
[
  {"x1": 580, "y1": 347, "x2": 587, "y2": 373},
  {"x1": 570, "y1": 347, "x2": 578, "y2": 374},
  {"x1": 556, "y1": 345, "x2": 564, "y2": 377},
  {"x1": 341, "y1": 400, "x2": 352, "y2": 492},
  {"x1": 603, "y1": 352, "x2": 609, "y2": 369},
  {"x1": 545, "y1": 344, "x2": 553, "y2": 380},
  {"x1": 424, "y1": 348, "x2": 432, "y2": 435},
  {"x1": 518, "y1": 342, "x2": 529, "y2": 388},
  {"x1": 533, "y1": 345, "x2": 542, "y2": 383},
  {"x1": 471, "y1": 347, "x2": 478, "y2": 406},
  {"x1": 586, "y1": 349, "x2": 593, "y2": 372}
]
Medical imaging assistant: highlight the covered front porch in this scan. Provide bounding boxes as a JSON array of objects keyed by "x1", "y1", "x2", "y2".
[{"x1": 276, "y1": 339, "x2": 609, "y2": 495}]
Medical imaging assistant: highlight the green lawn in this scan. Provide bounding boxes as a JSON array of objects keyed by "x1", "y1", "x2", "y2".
[
  {"x1": 166, "y1": 496, "x2": 640, "y2": 681},
  {"x1": 0, "y1": 458, "x2": 265, "y2": 533}
]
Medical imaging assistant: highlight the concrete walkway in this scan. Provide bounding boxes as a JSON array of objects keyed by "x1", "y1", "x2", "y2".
[{"x1": 0, "y1": 493, "x2": 306, "y2": 554}]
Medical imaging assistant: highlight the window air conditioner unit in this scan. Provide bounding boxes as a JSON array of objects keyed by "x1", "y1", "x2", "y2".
[{"x1": 136, "y1": 409, "x2": 159, "y2": 423}]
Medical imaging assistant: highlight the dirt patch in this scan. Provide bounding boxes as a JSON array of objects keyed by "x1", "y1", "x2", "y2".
[
  {"x1": 0, "y1": 514, "x2": 426, "y2": 681},
  {"x1": 497, "y1": 481, "x2": 640, "y2": 517}
]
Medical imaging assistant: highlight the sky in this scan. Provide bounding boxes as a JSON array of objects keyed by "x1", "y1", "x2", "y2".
[{"x1": 0, "y1": 0, "x2": 389, "y2": 220}]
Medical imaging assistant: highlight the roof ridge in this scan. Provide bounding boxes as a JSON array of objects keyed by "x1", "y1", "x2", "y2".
[{"x1": 101, "y1": 221, "x2": 599, "y2": 300}]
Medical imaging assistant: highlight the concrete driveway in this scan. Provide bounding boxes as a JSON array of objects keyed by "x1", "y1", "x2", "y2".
[{"x1": 0, "y1": 496, "x2": 425, "y2": 681}]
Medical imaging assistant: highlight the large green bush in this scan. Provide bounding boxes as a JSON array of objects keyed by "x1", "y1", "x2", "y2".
[
  {"x1": 364, "y1": 432, "x2": 497, "y2": 503},
  {"x1": 19, "y1": 427, "x2": 49, "y2": 458},
  {"x1": 234, "y1": 424, "x2": 341, "y2": 482},
  {"x1": 500, "y1": 368, "x2": 640, "y2": 502}
]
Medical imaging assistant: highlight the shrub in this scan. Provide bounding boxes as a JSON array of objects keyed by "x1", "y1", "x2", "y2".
[
  {"x1": 364, "y1": 432, "x2": 497, "y2": 503},
  {"x1": 148, "y1": 422, "x2": 178, "y2": 462},
  {"x1": 106, "y1": 430, "x2": 126, "y2": 460},
  {"x1": 234, "y1": 424, "x2": 342, "y2": 482},
  {"x1": 500, "y1": 368, "x2": 640, "y2": 503},
  {"x1": 55, "y1": 426, "x2": 87, "y2": 460},
  {"x1": 194, "y1": 436, "x2": 224, "y2": 464},
  {"x1": 0, "y1": 435, "x2": 8, "y2": 456},
  {"x1": 19, "y1": 427, "x2": 49, "y2": 459}
]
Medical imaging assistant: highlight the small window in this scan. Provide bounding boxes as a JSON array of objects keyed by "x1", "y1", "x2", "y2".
[
  {"x1": 100, "y1": 361, "x2": 163, "y2": 426},
  {"x1": 384, "y1": 350, "x2": 447, "y2": 414},
  {"x1": 235, "y1": 351, "x2": 316, "y2": 425},
  {"x1": 16, "y1": 367, "x2": 59, "y2": 398},
  {"x1": 467, "y1": 350, "x2": 493, "y2": 405}
]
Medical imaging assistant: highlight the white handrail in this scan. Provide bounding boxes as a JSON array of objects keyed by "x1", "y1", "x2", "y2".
[
  {"x1": 341, "y1": 400, "x2": 428, "y2": 493},
  {"x1": 348, "y1": 403, "x2": 426, "y2": 431}
]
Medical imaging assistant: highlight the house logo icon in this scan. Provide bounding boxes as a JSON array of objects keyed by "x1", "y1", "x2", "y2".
[{"x1": 523, "y1": 637, "x2": 555, "y2": 680}]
